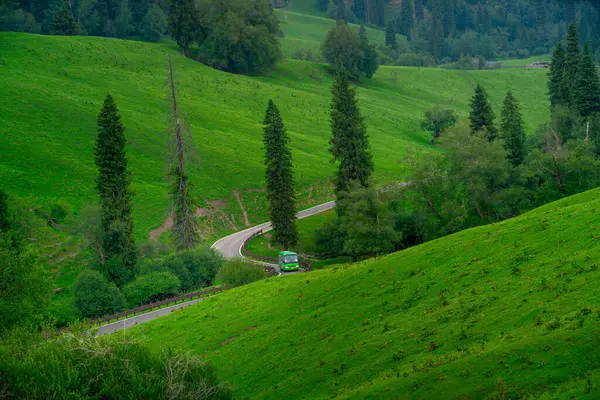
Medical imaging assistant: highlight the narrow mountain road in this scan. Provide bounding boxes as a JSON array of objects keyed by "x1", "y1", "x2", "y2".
[
  {"x1": 211, "y1": 201, "x2": 336, "y2": 260},
  {"x1": 96, "y1": 184, "x2": 405, "y2": 334},
  {"x1": 95, "y1": 201, "x2": 336, "y2": 335},
  {"x1": 95, "y1": 298, "x2": 206, "y2": 336}
]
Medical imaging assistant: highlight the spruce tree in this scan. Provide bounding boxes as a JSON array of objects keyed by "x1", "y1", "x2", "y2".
[
  {"x1": 95, "y1": 94, "x2": 136, "y2": 285},
  {"x1": 396, "y1": 0, "x2": 414, "y2": 38},
  {"x1": 385, "y1": 22, "x2": 397, "y2": 49},
  {"x1": 168, "y1": 0, "x2": 198, "y2": 55},
  {"x1": 0, "y1": 187, "x2": 9, "y2": 232},
  {"x1": 548, "y1": 43, "x2": 567, "y2": 108},
  {"x1": 329, "y1": 73, "x2": 374, "y2": 200},
  {"x1": 564, "y1": 23, "x2": 581, "y2": 105},
  {"x1": 500, "y1": 91, "x2": 526, "y2": 166},
  {"x1": 441, "y1": 0, "x2": 455, "y2": 36},
  {"x1": 469, "y1": 84, "x2": 498, "y2": 141},
  {"x1": 263, "y1": 100, "x2": 298, "y2": 250},
  {"x1": 166, "y1": 57, "x2": 199, "y2": 250},
  {"x1": 414, "y1": 0, "x2": 424, "y2": 20},
  {"x1": 429, "y1": 17, "x2": 444, "y2": 62},
  {"x1": 574, "y1": 42, "x2": 600, "y2": 118}
]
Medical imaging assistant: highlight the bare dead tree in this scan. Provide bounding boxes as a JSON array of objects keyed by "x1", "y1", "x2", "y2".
[
  {"x1": 546, "y1": 127, "x2": 566, "y2": 195},
  {"x1": 166, "y1": 56, "x2": 199, "y2": 250}
]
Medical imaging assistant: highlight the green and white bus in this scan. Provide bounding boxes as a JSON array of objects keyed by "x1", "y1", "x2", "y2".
[{"x1": 278, "y1": 251, "x2": 299, "y2": 272}]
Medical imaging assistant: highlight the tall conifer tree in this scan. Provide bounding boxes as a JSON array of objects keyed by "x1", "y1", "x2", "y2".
[
  {"x1": 414, "y1": 0, "x2": 423, "y2": 20},
  {"x1": 385, "y1": 21, "x2": 397, "y2": 49},
  {"x1": 564, "y1": 23, "x2": 581, "y2": 105},
  {"x1": 95, "y1": 94, "x2": 136, "y2": 285},
  {"x1": 396, "y1": 0, "x2": 414, "y2": 38},
  {"x1": 500, "y1": 92, "x2": 526, "y2": 166},
  {"x1": 469, "y1": 84, "x2": 498, "y2": 141},
  {"x1": 548, "y1": 43, "x2": 568, "y2": 108},
  {"x1": 263, "y1": 101, "x2": 298, "y2": 249},
  {"x1": 574, "y1": 42, "x2": 600, "y2": 118},
  {"x1": 329, "y1": 73, "x2": 374, "y2": 201}
]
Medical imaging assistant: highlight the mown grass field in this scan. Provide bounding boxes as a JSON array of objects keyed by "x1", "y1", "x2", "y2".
[{"x1": 132, "y1": 188, "x2": 600, "y2": 399}]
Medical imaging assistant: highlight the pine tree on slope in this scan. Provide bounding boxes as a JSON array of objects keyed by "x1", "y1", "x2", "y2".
[
  {"x1": 500, "y1": 91, "x2": 526, "y2": 166},
  {"x1": 385, "y1": 22, "x2": 397, "y2": 49},
  {"x1": 548, "y1": 42, "x2": 568, "y2": 108},
  {"x1": 263, "y1": 100, "x2": 298, "y2": 250},
  {"x1": 329, "y1": 73, "x2": 374, "y2": 202},
  {"x1": 564, "y1": 23, "x2": 581, "y2": 106},
  {"x1": 574, "y1": 42, "x2": 600, "y2": 118},
  {"x1": 94, "y1": 94, "x2": 137, "y2": 285},
  {"x1": 469, "y1": 84, "x2": 498, "y2": 141},
  {"x1": 396, "y1": 0, "x2": 414, "y2": 38}
]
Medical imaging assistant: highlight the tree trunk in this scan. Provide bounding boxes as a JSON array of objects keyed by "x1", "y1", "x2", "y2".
[{"x1": 552, "y1": 153, "x2": 566, "y2": 195}]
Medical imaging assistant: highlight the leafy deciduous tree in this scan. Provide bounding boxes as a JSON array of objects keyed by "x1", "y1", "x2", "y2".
[
  {"x1": 51, "y1": 4, "x2": 79, "y2": 35},
  {"x1": 73, "y1": 269, "x2": 125, "y2": 318},
  {"x1": 420, "y1": 106, "x2": 457, "y2": 144},
  {"x1": 168, "y1": 0, "x2": 197, "y2": 54},
  {"x1": 140, "y1": 2, "x2": 166, "y2": 42}
]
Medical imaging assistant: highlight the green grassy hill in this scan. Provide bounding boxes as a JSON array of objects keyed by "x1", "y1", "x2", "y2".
[
  {"x1": 1, "y1": 32, "x2": 550, "y2": 243},
  {"x1": 133, "y1": 188, "x2": 600, "y2": 399},
  {"x1": 275, "y1": 10, "x2": 400, "y2": 58}
]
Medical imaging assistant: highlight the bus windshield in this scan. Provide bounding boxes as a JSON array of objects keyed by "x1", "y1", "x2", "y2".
[{"x1": 284, "y1": 254, "x2": 298, "y2": 264}]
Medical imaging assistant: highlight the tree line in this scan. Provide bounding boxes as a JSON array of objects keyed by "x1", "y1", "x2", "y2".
[
  {"x1": 0, "y1": 0, "x2": 283, "y2": 73},
  {"x1": 279, "y1": 22, "x2": 600, "y2": 261},
  {"x1": 324, "y1": 0, "x2": 600, "y2": 65}
]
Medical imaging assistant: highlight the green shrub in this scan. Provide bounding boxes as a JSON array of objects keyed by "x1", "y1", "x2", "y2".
[
  {"x1": 0, "y1": 333, "x2": 232, "y2": 399},
  {"x1": 0, "y1": 234, "x2": 49, "y2": 331},
  {"x1": 217, "y1": 260, "x2": 269, "y2": 287},
  {"x1": 73, "y1": 270, "x2": 125, "y2": 318},
  {"x1": 161, "y1": 247, "x2": 223, "y2": 291},
  {"x1": 122, "y1": 271, "x2": 180, "y2": 308}
]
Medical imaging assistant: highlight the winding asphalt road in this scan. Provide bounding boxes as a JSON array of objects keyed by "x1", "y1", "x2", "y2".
[
  {"x1": 95, "y1": 201, "x2": 336, "y2": 335},
  {"x1": 211, "y1": 201, "x2": 336, "y2": 260}
]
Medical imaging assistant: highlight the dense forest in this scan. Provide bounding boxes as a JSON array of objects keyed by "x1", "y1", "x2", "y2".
[
  {"x1": 2, "y1": 0, "x2": 598, "y2": 64},
  {"x1": 324, "y1": 0, "x2": 600, "y2": 62}
]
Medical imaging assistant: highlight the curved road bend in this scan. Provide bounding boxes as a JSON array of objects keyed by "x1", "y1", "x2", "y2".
[
  {"x1": 94, "y1": 201, "x2": 336, "y2": 335},
  {"x1": 211, "y1": 201, "x2": 336, "y2": 259}
]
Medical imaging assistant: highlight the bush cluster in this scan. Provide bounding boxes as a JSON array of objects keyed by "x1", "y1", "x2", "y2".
[{"x1": 0, "y1": 333, "x2": 232, "y2": 399}]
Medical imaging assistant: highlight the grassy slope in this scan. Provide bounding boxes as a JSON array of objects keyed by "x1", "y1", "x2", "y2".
[
  {"x1": 275, "y1": 10, "x2": 403, "y2": 58},
  {"x1": 133, "y1": 189, "x2": 600, "y2": 399},
  {"x1": 0, "y1": 32, "x2": 550, "y2": 243}
]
